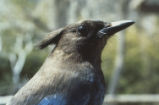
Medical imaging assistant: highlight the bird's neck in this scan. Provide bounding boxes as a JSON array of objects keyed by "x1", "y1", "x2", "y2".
[{"x1": 50, "y1": 48, "x2": 102, "y2": 70}]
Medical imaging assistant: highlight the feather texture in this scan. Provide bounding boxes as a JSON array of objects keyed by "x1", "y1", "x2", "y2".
[{"x1": 38, "y1": 94, "x2": 66, "y2": 105}]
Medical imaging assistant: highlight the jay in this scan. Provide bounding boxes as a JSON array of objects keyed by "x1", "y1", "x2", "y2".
[{"x1": 7, "y1": 20, "x2": 134, "y2": 105}]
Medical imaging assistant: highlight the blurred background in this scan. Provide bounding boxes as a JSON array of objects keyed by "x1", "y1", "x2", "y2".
[{"x1": 0, "y1": 0, "x2": 159, "y2": 105}]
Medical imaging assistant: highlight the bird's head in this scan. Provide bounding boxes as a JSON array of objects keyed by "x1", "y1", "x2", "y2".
[{"x1": 38, "y1": 20, "x2": 134, "y2": 61}]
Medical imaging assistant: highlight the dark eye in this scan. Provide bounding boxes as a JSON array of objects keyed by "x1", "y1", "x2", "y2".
[{"x1": 77, "y1": 24, "x2": 89, "y2": 36}]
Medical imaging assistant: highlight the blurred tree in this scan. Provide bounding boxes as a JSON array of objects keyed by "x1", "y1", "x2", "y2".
[
  {"x1": 8, "y1": 35, "x2": 33, "y2": 90},
  {"x1": 108, "y1": 0, "x2": 130, "y2": 95}
]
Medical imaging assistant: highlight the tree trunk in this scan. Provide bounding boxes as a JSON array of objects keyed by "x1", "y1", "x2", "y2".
[{"x1": 108, "y1": 0, "x2": 129, "y2": 95}]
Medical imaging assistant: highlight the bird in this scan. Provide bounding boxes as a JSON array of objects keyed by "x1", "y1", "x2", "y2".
[{"x1": 7, "y1": 20, "x2": 134, "y2": 105}]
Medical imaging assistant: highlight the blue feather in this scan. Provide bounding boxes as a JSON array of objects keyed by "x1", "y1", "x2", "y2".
[{"x1": 38, "y1": 94, "x2": 66, "y2": 105}]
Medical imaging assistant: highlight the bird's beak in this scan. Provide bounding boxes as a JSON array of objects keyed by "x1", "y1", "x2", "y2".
[{"x1": 97, "y1": 20, "x2": 135, "y2": 38}]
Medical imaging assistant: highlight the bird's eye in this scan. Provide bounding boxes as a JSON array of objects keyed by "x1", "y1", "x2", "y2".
[{"x1": 77, "y1": 24, "x2": 89, "y2": 36}]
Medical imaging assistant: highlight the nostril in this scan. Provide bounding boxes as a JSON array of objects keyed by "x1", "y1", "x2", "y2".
[{"x1": 97, "y1": 28, "x2": 108, "y2": 38}]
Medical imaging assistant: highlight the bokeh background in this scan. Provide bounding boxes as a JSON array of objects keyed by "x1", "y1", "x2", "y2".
[{"x1": 0, "y1": 0, "x2": 159, "y2": 105}]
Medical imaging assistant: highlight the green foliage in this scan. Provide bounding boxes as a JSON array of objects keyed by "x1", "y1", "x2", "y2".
[
  {"x1": 120, "y1": 27, "x2": 159, "y2": 94},
  {"x1": 0, "y1": 56, "x2": 12, "y2": 95},
  {"x1": 102, "y1": 36, "x2": 117, "y2": 86},
  {"x1": 101, "y1": 27, "x2": 159, "y2": 94},
  {"x1": 21, "y1": 49, "x2": 48, "y2": 79}
]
